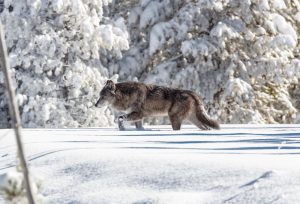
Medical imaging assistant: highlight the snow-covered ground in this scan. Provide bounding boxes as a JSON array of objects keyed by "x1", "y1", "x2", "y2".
[{"x1": 0, "y1": 124, "x2": 300, "y2": 204}]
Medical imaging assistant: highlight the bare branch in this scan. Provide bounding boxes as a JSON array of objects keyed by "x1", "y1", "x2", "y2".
[{"x1": 0, "y1": 22, "x2": 35, "y2": 204}]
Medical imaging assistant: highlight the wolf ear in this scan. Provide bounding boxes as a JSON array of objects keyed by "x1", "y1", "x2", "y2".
[{"x1": 105, "y1": 80, "x2": 116, "y2": 91}]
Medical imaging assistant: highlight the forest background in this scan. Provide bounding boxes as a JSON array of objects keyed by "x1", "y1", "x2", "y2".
[{"x1": 0, "y1": 0, "x2": 299, "y2": 128}]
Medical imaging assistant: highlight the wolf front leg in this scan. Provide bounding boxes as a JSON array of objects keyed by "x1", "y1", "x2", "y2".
[
  {"x1": 117, "y1": 111, "x2": 144, "y2": 131},
  {"x1": 117, "y1": 116, "x2": 126, "y2": 131},
  {"x1": 134, "y1": 120, "x2": 144, "y2": 130}
]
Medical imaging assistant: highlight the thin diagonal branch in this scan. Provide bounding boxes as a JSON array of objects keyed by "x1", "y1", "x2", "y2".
[{"x1": 0, "y1": 22, "x2": 35, "y2": 204}]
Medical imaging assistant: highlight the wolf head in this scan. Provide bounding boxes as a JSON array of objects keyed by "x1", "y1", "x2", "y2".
[{"x1": 95, "y1": 80, "x2": 116, "y2": 108}]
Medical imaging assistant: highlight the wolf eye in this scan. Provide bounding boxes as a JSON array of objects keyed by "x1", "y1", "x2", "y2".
[{"x1": 103, "y1": 90, "x2": 112, "y2": 96}]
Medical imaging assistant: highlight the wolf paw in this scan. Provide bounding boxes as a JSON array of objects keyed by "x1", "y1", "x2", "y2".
[
  {"x1": 118, "y1": 125, "x2": 126, "y2": 131},
  {"x1": 118, "y1": 116, "x2": 126, "y2": 131},
  {"x1": 118, "y1": 122, "x2": 126, "y2": 131},
  {"x1": 118, "y1": 115, "x2": 127, "y2": 121},
  {"x1": 136, "y1": 126, "x2": 145, "y2": 131}
]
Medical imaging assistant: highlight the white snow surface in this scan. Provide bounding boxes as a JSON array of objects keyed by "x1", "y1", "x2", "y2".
[{"x1": 1, "y1": 124, "x2": 300, "y2": 204}]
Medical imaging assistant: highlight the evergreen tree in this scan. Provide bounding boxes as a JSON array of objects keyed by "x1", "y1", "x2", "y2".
[
  {"x1": 0, "y1": 0, "x2": 129, "y2": 127},
  {"x1": 112, "y1": 0, "x2": 300, "y2": 124}
]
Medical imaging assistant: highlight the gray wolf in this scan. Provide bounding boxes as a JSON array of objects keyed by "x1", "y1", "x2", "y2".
[{"x1": 95, "y1": 80, "x2": 220, "y2": 131}]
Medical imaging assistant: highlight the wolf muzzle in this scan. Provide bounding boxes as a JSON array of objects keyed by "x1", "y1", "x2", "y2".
[
  {"x1": 95, "y1": 100, "x2": 101, "y2": 108},
  {"x1": 95, "y1": 99, "x2": 107, "y2": 108}
]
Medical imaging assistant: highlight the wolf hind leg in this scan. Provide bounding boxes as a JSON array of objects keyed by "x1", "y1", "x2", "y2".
[
  {"x1": 169, "y1": 115, "x2": 182, "y2": 130},
  {"x1": 169, "y1": 110, "x2": 187, "y2": 130},
  {"x1": 168, "y1": 100, "x2": 192, "y2": 130}
]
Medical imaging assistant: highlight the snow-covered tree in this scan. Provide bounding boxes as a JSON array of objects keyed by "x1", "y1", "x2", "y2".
[
  {"x1": 111, "y1": 0, "x2": 300, "y2": 124},
  {"x1": 0, "y1": 0, "x2": 299, "y2": 127},
  {"x1": 0, "y1": 0, "x2": 129, "y2": 127}
]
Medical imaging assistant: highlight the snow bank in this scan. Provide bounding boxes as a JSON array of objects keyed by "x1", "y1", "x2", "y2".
[{"x1": 1, "y1": 125, "x2": 300, "y2": 203}]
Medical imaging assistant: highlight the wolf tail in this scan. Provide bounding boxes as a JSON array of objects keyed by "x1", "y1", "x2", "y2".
[
  {"x1": 196, "y1": 105, "x2": 220, "y2": 130},
  {"x1": 190, "y1": 93, "x2": 220, "y2": 130}
]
